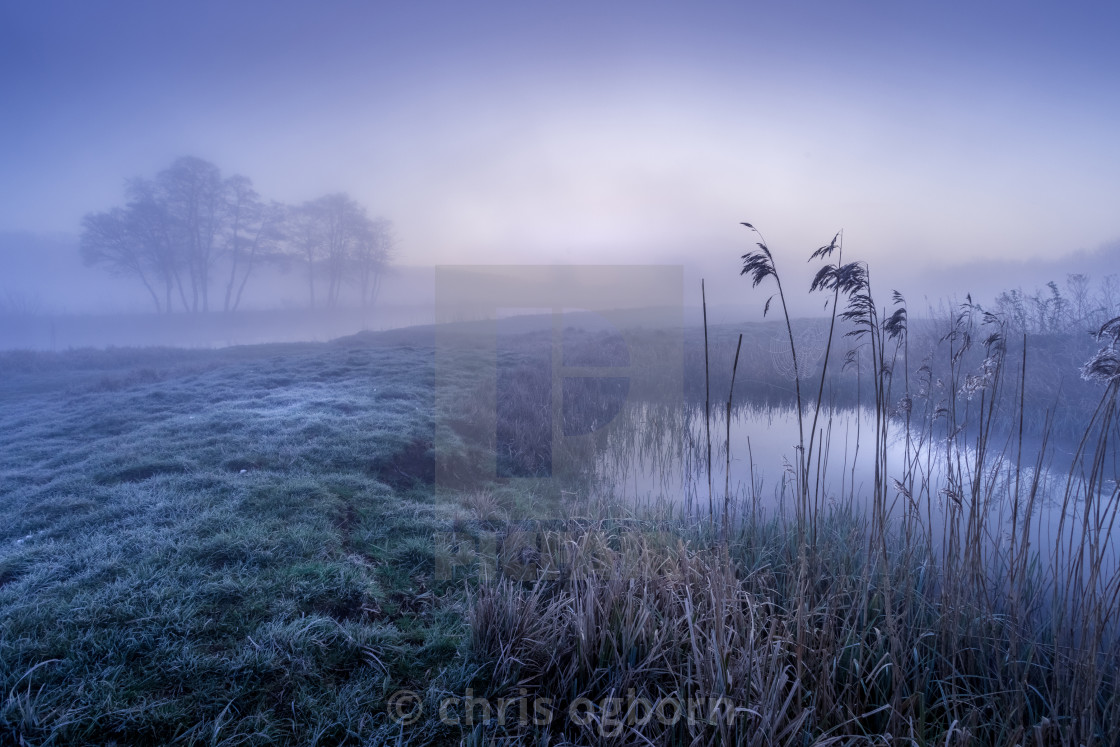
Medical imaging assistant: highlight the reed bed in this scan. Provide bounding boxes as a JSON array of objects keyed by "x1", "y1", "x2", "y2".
[{"x1": 462, "y1": 228, "x2": 1120, "y2": 745}]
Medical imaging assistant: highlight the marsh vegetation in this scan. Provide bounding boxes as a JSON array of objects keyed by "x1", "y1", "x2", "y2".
[
  {"x1": 460, "y1": 236, "x2": 1120, "y2": 745},
  {"x1": 1, "y1": 240, "x2": 1119, "y2": 745}
]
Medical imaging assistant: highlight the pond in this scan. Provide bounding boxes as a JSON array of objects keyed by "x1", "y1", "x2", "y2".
[{"x1": 594, "y1": 403, "x2": 1120, "y2": 582}]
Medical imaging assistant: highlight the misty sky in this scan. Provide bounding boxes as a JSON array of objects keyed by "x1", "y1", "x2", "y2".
[{"x1": 3, "y1": 0, "x2": 1119, "y2": 283}]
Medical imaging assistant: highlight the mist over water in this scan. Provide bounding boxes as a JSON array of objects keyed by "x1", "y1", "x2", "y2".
[{"x1": 0, "y1": 305, "x2": 437, "y2": 350}]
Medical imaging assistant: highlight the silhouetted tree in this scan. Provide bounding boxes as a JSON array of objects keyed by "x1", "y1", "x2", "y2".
[
  {"x1": 286, "y1": 200, "x2": 324, "y2": 309},
  {"x1": 80, "y1": 197, "x2": 177, "y2": 313},
  {"x1": 285, "y1": 193, "x2": 390, "y2": 309},
  {"x1": 222, "y1": 176, "x2": 285, "y2": 312},
  {"x1": 125, "y1": 176, "x2": 188, "y2": 312},
  {"x1": 158, "y1": 157, "x2": 225, "y2": 311},
  {"x1": 355, "y1": 217, "x2": 393, "y2": 309},
  {"x1": 82, "y1": 157, "x2": 227, "y2": 312},
  {"x1": 82, "y1": 158, "x2": 392, "y2": 312}
]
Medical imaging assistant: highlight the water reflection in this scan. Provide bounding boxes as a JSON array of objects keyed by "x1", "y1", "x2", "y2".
[{"x1": 596, "y1": 404, "x2": 1120, "y2": 582}]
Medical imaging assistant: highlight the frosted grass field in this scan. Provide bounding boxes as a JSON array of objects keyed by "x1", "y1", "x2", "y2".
[
  {"x1": 0, "y1": 338, "x2": 469, "y2": 745},
  {"x1": 1, "y1": 315, "x2": 1118, "y2": 745}
]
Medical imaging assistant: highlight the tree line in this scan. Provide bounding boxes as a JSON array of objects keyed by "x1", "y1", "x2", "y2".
[{"x1": 80, "y1": 156, "x2": 392, "y2": 313}]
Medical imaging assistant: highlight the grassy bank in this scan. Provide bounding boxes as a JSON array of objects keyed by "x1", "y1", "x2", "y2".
[{"x1": 0, "y1": 339, "x2": 473, "y2": 745}]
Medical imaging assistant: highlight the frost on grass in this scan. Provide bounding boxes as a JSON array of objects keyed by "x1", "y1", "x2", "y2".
[
  {"x1": 1081, "y1": 315, "x2": 1120, "y2": 385},
  {"x1": 0, "y1": 339, "x2": 460, "y2": 746},
  {"x1": 1082, "y1": 346, "x2": 1120, "y2": 385}
]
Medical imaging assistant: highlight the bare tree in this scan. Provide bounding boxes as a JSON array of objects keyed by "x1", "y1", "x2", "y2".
[
  {"x1": 320, "y1": 193, "x2": 366, "y2": 309},
  {"x1": 80, "y1": 206, "x2": 166, "y2": 312},
  {"x1": 81, "y1": 158, "x2": 391, "y2": 313},
  {"x1": 157, "y1": 157, "x2": 225, "y2": 312},
  {"x1": 319, "y1": 194, "x2": 353, "y2": 309},
  {"x1": 355, "y1": 217, "x2": 393, "y2": 309},
  {"x1": 287, "y1": 200, "x2": 325, "y2": 309},
  {"x1": 82, "y1": 158, "x2": 223, "y2": 313},
  {"x1": 80, "y1": 176, "x2": 192, "y2": 315},
  {"x1": 287, "y1": 193, "x2": 385, "y2": 309},
  {"x1": 222, "y1": 176, "x2": 285, "y2": 312},
  {"x1": 126, "y1": 177, "x2": 189, "y2": 312}
]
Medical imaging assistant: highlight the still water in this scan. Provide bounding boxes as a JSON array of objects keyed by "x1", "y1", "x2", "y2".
[{"x1": 595, "y1": 404, "x2": 1119, "y2": 575}]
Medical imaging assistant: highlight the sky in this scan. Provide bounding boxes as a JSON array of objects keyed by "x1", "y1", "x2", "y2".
[{"x1": 2, "y1": 0, "x2": 1119, "y2": 303}]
